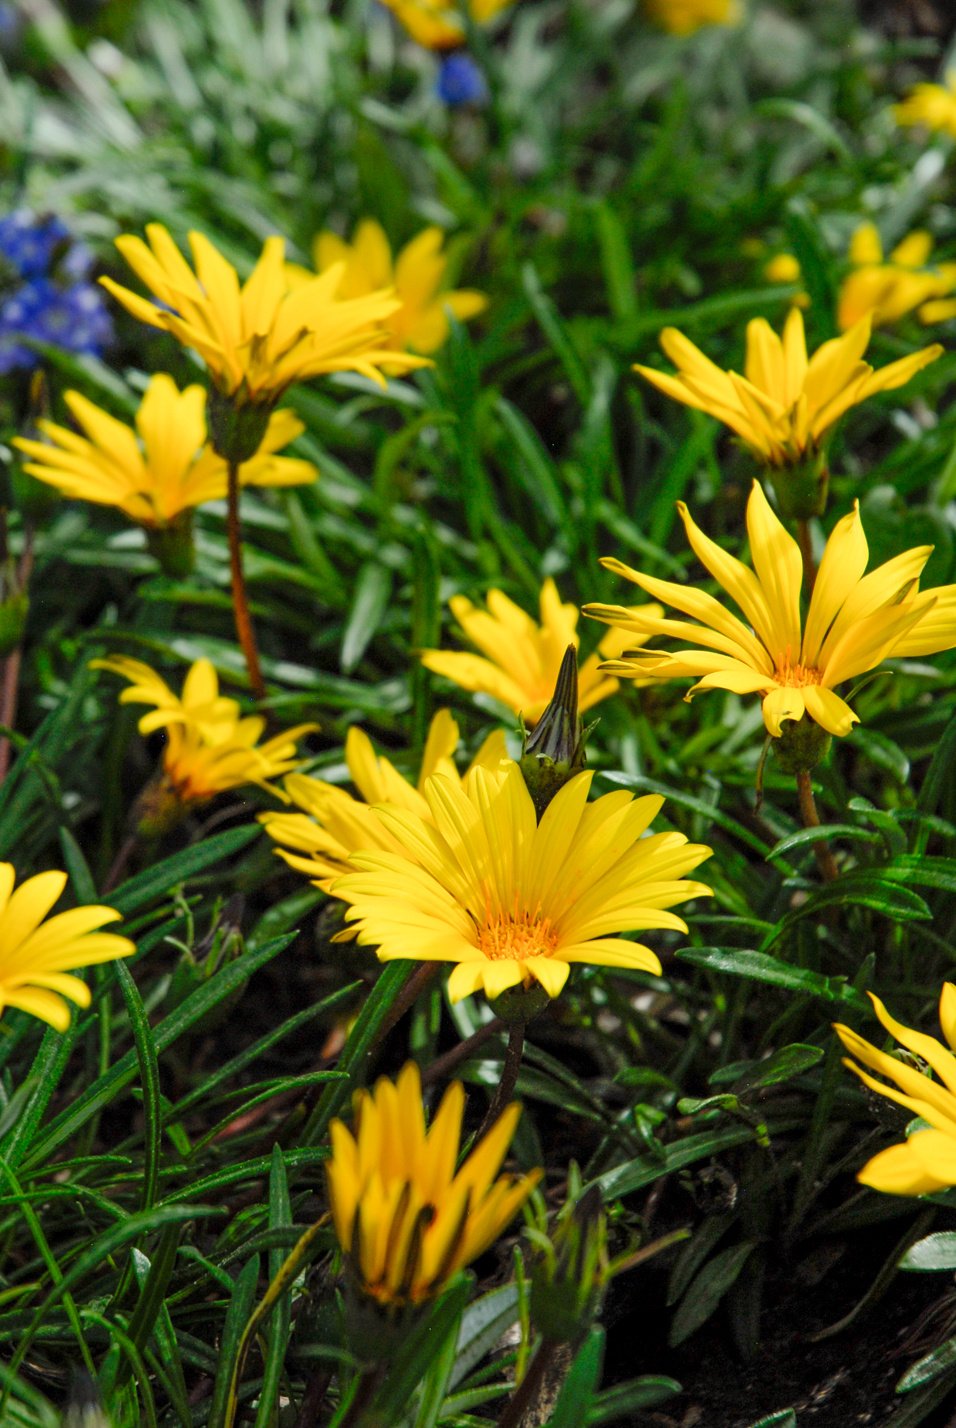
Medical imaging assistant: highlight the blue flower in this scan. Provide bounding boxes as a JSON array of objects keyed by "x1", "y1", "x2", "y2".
[
  {"x1": 0, "y1": 212, "x2": 71, "y2": 281},
  {"x1": 0, "y1": 278, "x2": 114, "y2": 373},
  {"x1": 436, "y1": 52, "x2": 488, "y2": 107}
]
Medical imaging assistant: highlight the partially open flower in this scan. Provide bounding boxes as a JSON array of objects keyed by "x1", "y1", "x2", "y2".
[
  {"x1": 327, "y1": 1061, "x2": 539, "y2": 1306},
  {"x1": 420, "y1": 580, "x2": 661, "y2": 725},
  {"x1": 585, "y1": 480, "x2": 956, "y2": 740},
  {"x1": 838, "y1": 224, "x2": 956, "y2": 331},
  {"x1": 643, "y1": 0, "x2": 740, "y2": 36},
  {"x1": 893, "y1": 72, "x2": 956, "y2": 141},
  {"x1": 376, "y1": 0, "x2": 513, "y2": 50}
]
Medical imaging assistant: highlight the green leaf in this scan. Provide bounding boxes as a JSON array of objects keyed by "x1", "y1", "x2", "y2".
[
  {"x1": 586, "y1": 1376, "x2": 681, "y2": 1424},
  {"x1": 678, "y1": 947, "x2": 866, "y2": 1009},
  {"x1": 897, "y1": 1333, "x2": 956, "y2": 1393},
  {"x1": 748, "y1": 1413, "x2": 797, "y2": 1428},
  {"x1": 710, "y1": 1044, "x2": 825, "y2": 1093},
  {"x1": 208, "y1": 1255, "x2": 261, "y2": 1428},
  {"x1": 340, "y1": 561, "x2": 393, "y2": 673},
  {"x1": 20, "y1": 934, "x2": 295, "y2": 1169},
  {"x1": 449, "y1": 1284, "x2": 519, "y2": 1391},
  {"x1": 109, "y1": 826, "x2": 260, "y2": 915},
  {"x1": 669, "y1": 1242, "x2": 756, "y2": 1346},
  {"x1": 371, "y1": 1275, "x2": 471, "y2": 1423},
  {"x1": 900, "y1": 1233, "x2": 956, "y2": 1273},
  {"x1": 548, "y1": 1327, "x2": 605, "y2": 1428}
]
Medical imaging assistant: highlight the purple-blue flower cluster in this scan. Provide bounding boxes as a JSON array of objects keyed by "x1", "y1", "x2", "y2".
[
  {"x1": 436, "y1": 52, "x2": 488, "y2": 107},
  {"x1": 0, "y1": 212, "x2": 113, "y2": 374}
]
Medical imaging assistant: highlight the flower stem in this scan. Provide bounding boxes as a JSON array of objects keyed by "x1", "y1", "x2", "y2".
[
  {"x1": 337, "y1": 1363, "x2": 386, "y2": 1428},
  {"x1": 797, "y1": 518, "x2": 817, "y2": 595},
  {"x1": 227, "y1": 459, "x2": 266, "y2": 702},
  {"x1": 496, "y1": 1336, "x2": 561, "y2": 1428},
  {"x1": 476, "y1": 1023, "x2": 525, "y2": 1142},
  {"x1": 421, "y1": 1018, "x2": 504, "y2": 1087},
  {"x1": 795, "y1": 767, "x2": 838, "y2": 882}
]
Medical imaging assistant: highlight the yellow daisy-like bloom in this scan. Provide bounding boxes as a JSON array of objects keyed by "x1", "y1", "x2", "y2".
[
  {"x1": 837, "y1": 224, "x2": 956, "y2": 331},
  {"x1": 893, "y1": 72, "x2": 956, "y2": 142},
  {"x1": 643, "y1": 0, "x2": 740, "y2": 35},
  {"x1": 100, "y1": 224, "x2": 429, "y2": 406},
  {"x1": 93, "y1": 655, "x2": 315, "y2": 804},
  {"x1": 835, "y1": 986, "x2": 956, "y2": 1197},
  {"x1": 332, "y1": 758, "x2": 712, "y2": 1003},
  {"x1": 13, "y1": 375, "x2": 315, "y2": 528},
  {"x1": 376, "y1": 0, "x2": 513, "y2": 50},
  {"x1": 260, "y1": 709, "x2": 506, "y2": 889},
  {"x1": 585, "y1": 480, "x2": 956, "y2": 739},
  {"x1": 0, "y1": 864, "x2": 134, "y2": 1033},
  {"x1": 419, "y1": 580, "x2": 662, "y2": 725},
  {"x1": 762, "y1": 252, "x2": 809, "y2": 309},
  {"x1": 633, "y1": 307, "x2": 943, "y2": 467},
  {"x1": 327, "y1": 1061, "x2": 540, "y2": 1306},
  {"x1": 305, "y1": 221, "x2": 486, "y2": 356}
]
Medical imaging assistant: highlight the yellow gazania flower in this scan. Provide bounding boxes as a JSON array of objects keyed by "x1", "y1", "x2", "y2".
[
  {"x1": 762, "y1": 252, "x2": 809, "y2": 309},
  {"x1": 633, "y1": 307, "x2": 943, "y2": 467},
  {"x1": 327, "y1": 1061, "x2": 540, "y2": 1306},
  {"x1": 260, "y1": 709, "x2": 506, "y2": 888},
  {"x1": 643, "y1": 0, "x2": 740, "y2": 35},
  {"x1": 376, "y1": 0, "x2": 513, "y2": 50},
  {"x1": 13, "y1": 375, "x2": 315, "y2": 528},
  {"x1": 835, "y1": 986, "x2": 956, "y2": 1197},
  {"x1": 585, "y1": 480, "x2": 956, "y2": 739},
  {"x1": 893, "y1": 72, "x2": 956, "y2": 142},
  {"x1": 93, "y1": 655, "x2": 315, "y2": 804},
  {"x1": 100, "y1": 224, "x2": 429, "y2": 406},
  {"x1": 0, "y1": 864, "x2": 134, "y2": 1033},
  {"x1": 332, "y1": 758, "x2": 712, "y2": 1003},
  {"x1": 305, "y1": 221, "x2": 486, "y2": 356},
  {"x1": 837, "y1": 224, "x2": 956, "y2": 331},
  {"x1": 419, "y1": 580, "x2": 662, "y2": 725}
]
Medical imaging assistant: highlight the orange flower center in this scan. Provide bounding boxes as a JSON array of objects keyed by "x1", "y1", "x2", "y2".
[
  {"x1": 478, "y1": 908, "x2": 559, "y2": 963},
  {"x1": 774, "y1": 649, "x2": 823, "y2": 688}
]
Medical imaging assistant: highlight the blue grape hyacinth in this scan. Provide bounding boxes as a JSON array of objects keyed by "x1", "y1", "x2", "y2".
[{"x1": 0, "y1": 211, "x2": 113, "y2": 373}]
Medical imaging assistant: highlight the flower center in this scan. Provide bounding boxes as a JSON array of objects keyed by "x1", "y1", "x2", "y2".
[
  {"x1": 774, "y1": 650, "x2": 823, "y2": 688},
  {"x1": 478, "y1": 908, "x2": 559, "y2": 962}
]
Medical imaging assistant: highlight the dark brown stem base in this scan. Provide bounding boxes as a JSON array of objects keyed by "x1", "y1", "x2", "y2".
[
  {"x1": 227, "y1": 460, "x2": 267, "y2": 702},
  {"x1": 796, "y1": 768, "x2": 838, "y2": 883},
  {"x1": 421, "y1": 1018, "x2": 504, "y2": 1088},
  {"x1": 496, "y1": 1337, "x2": 561, "y2": 1428},
  {"x1": 475, "y1": 1023, "x2": 525, "y2": 1143}
]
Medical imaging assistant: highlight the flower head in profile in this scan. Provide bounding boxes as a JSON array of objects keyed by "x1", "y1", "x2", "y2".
[
  {"x1": 420, "y1": 580, "x2": 662, "y2": 725},
  {"x1": 303, "y1": 221, "x2": 486, "y2": 357},
  {"x1": 100, "y1": 224, "x2": 429, "y2": 407},
  {"x1": 835, "y1": 986, "x2": 956, "y2": 1197},
  {"x1": 260, "y1": 709, "x2": 506, "y2": 888},
  {"x1": 0, "y1": 864, "x2": 134, "y2": 1032},
  {"x1": 893, "y1": 73, "x2": 956, "y2": 141},
  {"x1": 634, "y1": 308, "x2": 942, "y2": 468},
  {"x1": 333, "y1": 758, "x2": 712, "y2": 1004},
  {"x1": 585, "y1": 481, "x2": 956, "y2": 739},
  {"x1": 762, "y1": 251, "x2": 809, "y2": 309},
  {"x1": 93, "y1": 655, "x2": 315, "y2": 814},
  {"x1": 643, "y1": 0, "x2": 740, "y2": 35},
  {"x1": 376, "y1": 0, "x2": 512, "y2": 50},
  {"x1": 838, "y1": 224, "x2": 956, "y2": 331},
  {"x1": 14, "y1": 374, "x2": 315, "y2": 528},
  {"x1": 327, "y1": 1061, "x2": 540, "y2": 1306}
]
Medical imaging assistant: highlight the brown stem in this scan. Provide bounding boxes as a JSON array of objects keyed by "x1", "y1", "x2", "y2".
[
  {"x1": 797, "y1": 518, "x2": 817, "y2": 596},
  {"x1": 496, "y1": 1336, "x2": 560, "y2": 1428},
  {"x1": 227, "y1": 460, "x2": 266, "y2": 702},
  {"x1": 337, "y1": 1363, "x2": 386, "y2": 1428},
  {"x1": 421, "y1": 1018, "x2": 504, "y2": 1087},
  {"x1": 379, "y1": 963, "x2": 442, "y2": 1041},
  {"x1": 795, "y1": 768, "x2": 838, "y2": 883},
  {"x1": 102, "y1": 832, "x2": 139, "y2": 896},
  {"x1": 292, "y1": 1367, "x2": 332, "y2": 1428},
  {"x1": 475, "y1": 1023, "x2": 525, "y2": 1143},
  {"x1": 0, "y1": 527, "x2": 34, "y2": 786}
]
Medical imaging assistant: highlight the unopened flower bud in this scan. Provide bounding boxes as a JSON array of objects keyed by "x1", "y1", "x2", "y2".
[
  {"x1": 519, "y1": 645, "x2": 585, "y2": 819},
  {"x1": 529, "y1": 1177, "x2": 608, "y2": 1346}
]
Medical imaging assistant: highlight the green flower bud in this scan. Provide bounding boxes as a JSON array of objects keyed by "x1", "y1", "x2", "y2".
[
  {"x1": 765, "y1": 447, "x2": 829, "y2": 520},
  {"x1": 772, "y1": 714, "x2": 832, "y2": 773},
  {"x1": 528, "y1": 1175, "x2": 608, "y2": 1346},
  {"x1": 519, "y1": 645, "x2": 586, "y2": 820},
  {"x1": 207, "y1": 382, "x2": 272, "y2": 464}
]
